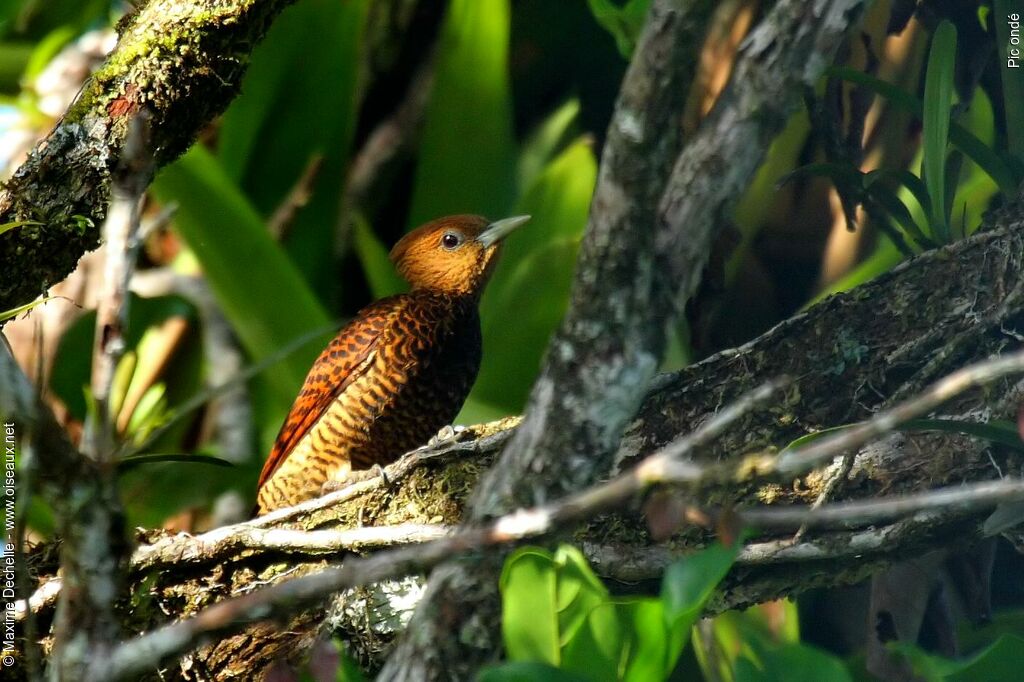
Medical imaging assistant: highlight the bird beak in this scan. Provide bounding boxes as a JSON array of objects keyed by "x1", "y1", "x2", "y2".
[{"x1": 477, "y1": 215, "x2": 530, "y2": 248}]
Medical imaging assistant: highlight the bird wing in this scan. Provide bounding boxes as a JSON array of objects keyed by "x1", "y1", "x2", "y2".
[{"x1": 256, "y1": 297, "x2": 403, "y2": 490}]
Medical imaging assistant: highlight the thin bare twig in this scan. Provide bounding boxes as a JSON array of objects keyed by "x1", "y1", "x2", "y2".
[
  {"x1": 268, "y1": 154, "x2": 324, "y2": 239},
  {"x1": 775, "y1": 349, "x2": 1024, "y2": 475},
  {"x1": 51, "y1": 113, "x2": 153, "y2": 680},
  {"x1": 738, "y1": 479, "x2": 1024, "y2": 529},
  {"x1": 92, "y1": 379, "x2": 780, "y2": 682}
]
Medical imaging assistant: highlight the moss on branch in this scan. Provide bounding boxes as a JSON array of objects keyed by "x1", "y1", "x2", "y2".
[{"x1": 0, "y1": 0, "x2": 298, "y2": 313}]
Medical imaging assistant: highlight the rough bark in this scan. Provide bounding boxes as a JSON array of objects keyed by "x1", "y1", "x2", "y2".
[
  {"x1": 380, "y1": 1, "x2": 869, "y2": 679},
  {"x1": 0, "y1": 0, "x2": 299, "y2": 314},
  {"x1": 15, "y1": 195, "x2": 1024, "y2": 679}
]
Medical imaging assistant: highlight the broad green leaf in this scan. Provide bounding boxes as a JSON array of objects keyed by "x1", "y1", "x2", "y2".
[
  {"x1": 561, "y1": 600, "x2": 625, "y2": 682},
  {"x1": 479, "y1": 662, "x2": 590, "y2": 682},
  {"x1": 118, "y1": 452, "x2": 232, "y2": 472},
  {"x1": 553, "y1": 545, "x2": 609, "y2": 646},
  {"x1": 408, "y1": 0, "x2": 516, "y2": 227},
  {"x1": 0, "y1": 219, "x2": 43, "y2": 237},
  {"x1": 892, "y1": 635, "x2": 1024, "y2": 682},
  {"x1": 517, "y1": 99, "x2": 581, "y2": 190},
  {"x1": 995, "y1": 0, "x2": 1024, "y2": 161},
  {"x1": 218, "y1": 0, "x2": 369, "y2": 302},
  {"x1": 619, "y1": 599, "x2": 671, "y2": 682},
  {"x1": 661, "y1": 542, "x2": 738, "y2": 665},
  {"x1": 474, "y1": 139, "x2": 597, "y2": 412},
  {"x1": 352, "y1": 213, "x2": 405, "y2": 299},
  {"x1": 827, "y1": 66, "x2": 1019, "y2": 197},
  {"x1": 153, "y1": 146, "x2": 332, "y2": 408},
  {"x1": 586, "y1": 0, "x2": 652, "y2": 58},
  {"x1": 922, "y1": 20, "x2": 957, "y2": 242},
  {"x1": 736, "y1": 643, "x2": 852, "y2": 682},
  {"x1": 0, "y1": 295, "x2": 51, "y2": 323},
  {"x1": 218, "y1": 0, "x2": 366, "y2": 184},
  {"x1": 500, "y1": 548, "x2": 561, "y2": 665}
]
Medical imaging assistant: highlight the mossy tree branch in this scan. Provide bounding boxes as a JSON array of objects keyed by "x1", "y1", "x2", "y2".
[
  {"x1": 14, "y1": 202, "x2": 1024, "y2": 678},
  {"x1": 0, "y1": 0, "x2": 299, "y2": 314}
]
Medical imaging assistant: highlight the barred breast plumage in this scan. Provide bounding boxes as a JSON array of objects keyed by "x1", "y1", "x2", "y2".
[{"x1": 254, "y1": 214, "x2": 528, "y2": 514}]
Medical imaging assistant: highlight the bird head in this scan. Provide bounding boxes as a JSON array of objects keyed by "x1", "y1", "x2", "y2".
[{"x1": 389, "y1": 214, "x2": 530, "y2": 296}]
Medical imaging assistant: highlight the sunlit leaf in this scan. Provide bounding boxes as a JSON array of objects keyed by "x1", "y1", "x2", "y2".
[
  {"x1": 479, "y1": 662, "x2": 589, "y2": 682},
  {"x1": 827, "y1": 66, "x2": 1019, "y2": 197},
  {"x1": 500, "y1": 548, "x2": 561, "y2": 665},
  {"x1": 586, "y1": 0, "x2": 652, "y2": 58},
  {"x1": 118, "y1": 452, "x2": 233, "y2": 472},
  {"x1": 736, "y1": 643, "x2": 852, "y2": 682},
  {"x1": 0, "y1": 295, "x2": 52, "y2": 323},
  {"x1": 517, "y1": 98, "x2": 581, "y2": 190},
  {"x1": 153, "y1": 146, "x2": 332, "y2": 409},
  {"x1": 474, "y1": 139, "x2": 597, "y2": 412},
  {"x1": 891, "y1": 635, "x2": 1024, "y2": 682},
  {"x1": 661, "y1": 542, "x2": 738, "y2": 665},
  {"x1": 352, "y1": 213, "x2": 405, "y2": 299},
  {"x1": 0, "y1": 219, "x2": 43, "y2": 236},
  {"x1": 408, "y1": 0, "x2": 516, "y2": 227},
  {"x1": 922, "y1": 20, "x2": 957, "y2": 242}
]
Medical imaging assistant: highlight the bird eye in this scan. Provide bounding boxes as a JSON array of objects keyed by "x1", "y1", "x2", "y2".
[{"x1": 441, "y1": 231, "x2": 463, "y2": 250}]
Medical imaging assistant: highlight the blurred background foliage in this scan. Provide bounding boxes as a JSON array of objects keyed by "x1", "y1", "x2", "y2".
[{"x1": 2, "y1": 0, "x2": 1024, "y2": 678}]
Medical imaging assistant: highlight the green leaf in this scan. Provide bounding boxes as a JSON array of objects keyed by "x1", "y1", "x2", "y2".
[
  {"x1": 124, "y1": 382, "x2": 168, "y2": 443},
  {"x1": 479, "y1": 662, "x2": 590, "y2": 682},
  {"x1": 995, "y1": 0, "x2": 1024, "y2": 162},
  {"x1": 922, "y1": 20, "x2": 957, "y2": 242},
  {"x1": 736, "y1": 643, "x2": 852, "y2": 682},
  {"x1": 619, "y1": 599, "x2": 671, "y2": 682},
  {"x1": 352, "y1": 213, "x2": 406, "y2": 299},
  {"x1": 517, "y1": 99, "x2": 581, "y2": 190},
  {"x1": 474, "y1": 139, "x2": 597, "y2": 412},
  {"x1": 862, "y1": 180, "x2": 931, "y2": 248},
  {"x1": 892, "y1": 635, "x2": 1024, "y2": 682},
  {"x1": 827, "y1": 66, "x2": 1019, "y2": 198},
  {"x1": 902, "y1": 418, "x2": 1024, "y2": 452},
  {"x1": 553, "y1": 545, "x2": 609, "y2": 647},
  {"x1": 152, "y1": 146, "x2": 332, "y2": 409},
  {"x1": 561, "y1": 600, "x2": 626, "y2": 681},
  {"x1": 0, "y1": 295, "x2": 52, "y2": 323},
  {"x1": 661, "y1": 542, "x2": 738, "y2": 663},
  {"x1": 501, "y1": 545, "x2": 616, "y2": 676},
  {"x1": 586, "y1": 0, "x2": 652, "y2": 58},
  {"x1": 218, "y1": 0, "x2": 369, "y2": 301},
  {"x1": 500, "y1": 548, "x2": 561, "y2": 665},
  {"x1": 118, "y1": 452, "x2": 233, "y2": 472},
  {"x1": 408, "y1": 0, "x2": 517, "y2": 228},
  {"x1": 0, "y1": 219, "x2": 43, "y2": 237}
]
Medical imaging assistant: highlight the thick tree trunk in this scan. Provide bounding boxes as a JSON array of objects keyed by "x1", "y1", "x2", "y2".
[
  {"x1": 18, "y1": 200, "x2": 1024, "y2": 678},
  {"x1": 0, "y1": 0, "x2": 298, "y2": 314}
]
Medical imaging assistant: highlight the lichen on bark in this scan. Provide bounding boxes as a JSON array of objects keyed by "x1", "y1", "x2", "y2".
[{"x1": 0, "y1": 0, "x2": 298, "y2": 313}]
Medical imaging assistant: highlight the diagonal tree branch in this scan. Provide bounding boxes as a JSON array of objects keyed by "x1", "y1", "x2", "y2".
[
  {"x1": 381, "y1": 1, "x2": 869, "y2": 678},
  {"x1": 0, "y1": 0, "x2": 302, "y2": 315}
]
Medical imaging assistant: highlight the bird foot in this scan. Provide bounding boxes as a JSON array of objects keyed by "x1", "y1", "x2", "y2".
[
  {"x1": 427, "y1": 424, "x2": 464, "y2": 448},
  {"x1": 320, "y1": 464, "x2": 390, "y2": 495}
]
